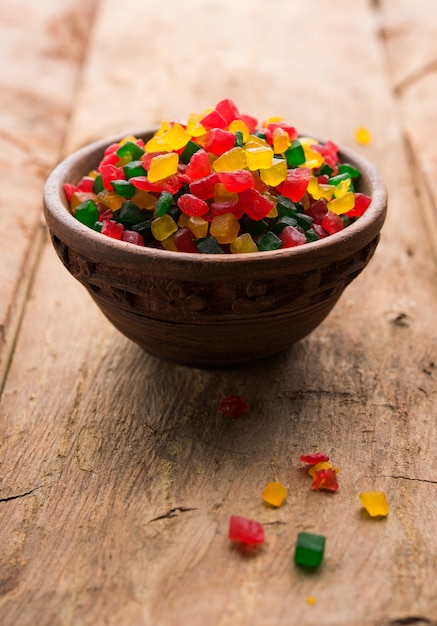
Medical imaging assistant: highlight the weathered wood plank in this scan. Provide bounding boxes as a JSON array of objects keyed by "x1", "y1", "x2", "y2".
[
  {"x1": 0, "y1": 0, "x2": 97, "y2": 386},
  {"x1": 1, "y1": 1, "x2": 437, "y2": 625}
]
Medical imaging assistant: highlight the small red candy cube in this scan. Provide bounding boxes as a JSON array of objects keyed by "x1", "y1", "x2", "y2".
[
  {"x1": 229, "y1": 515, "x2": 265, "y2": 545},
  {"x1": 219, "y1": 395, "x2": 250, "y2": 419}
]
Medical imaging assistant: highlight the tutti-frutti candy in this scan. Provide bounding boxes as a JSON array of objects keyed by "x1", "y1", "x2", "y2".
[{"x1": 65, "y1": 99, "x2": 372, "y2": 253}]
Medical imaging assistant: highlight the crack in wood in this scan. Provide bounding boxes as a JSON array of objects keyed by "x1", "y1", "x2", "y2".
[
  {"x1": 383, "y1": 475, "x2": 437, "y2": 486},
  {"x1": 147, "y1": 507, "x2": 198, "y2": 524},
  {"x1": 389, "y1": 617, "x2": 436, "y2": 626},
  {"x1": 0, "y1": 485, "x2": 44, "y2": 503}
]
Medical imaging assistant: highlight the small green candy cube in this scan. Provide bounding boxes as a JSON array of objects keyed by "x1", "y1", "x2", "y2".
[{"x1": 294, "y1": 531, "x2": 326, "y2": 569}]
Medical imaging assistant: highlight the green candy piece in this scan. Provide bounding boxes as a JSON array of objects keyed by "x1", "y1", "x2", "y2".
[
  {"x1": 155, "y1": 191, "x2": 173, "y2": 217},
  {"x1": 130, "y1": 219, "x2": 154, "y2": 243},
  {"x1": 123, "y1": 160, "x2": 147, "y2": 179},
  {"x1": 234, "y1": 131, "x2": 244, "y2": 147},
  {"x1": 116, "y1": 140, "x2": 144, "y2": 161},
  {"x1": 180, "y1": 140, "x2": 202, "y2": 164},
  {"x1": 284, "y1": 140, "x2": 306, "y2": 167},
  {"x1": 195, "y1": 237, "x2": 225, "y2": 254},
  {"x1": 271, "y1": 216, "x2": 298, "y2": 235},
  {"x1": 338, "y1": 162, "x2": 361, "y2": 178},
  {"x1": 111, "y1": 179, "x2": 136, "y2": 198},
  {"x1": 294, "y1": 532, "x2": 326, "y2": 569},
  {"x1": 276, "y1": 195, "x2": 298, "y2": 217},
  {"x1": 257, "y1": 231, "x2": 283, "y2": 252},
  {"x1": 240, "y1": 216, "x2": 268, "y2": 237},
  {"x1": 328, "y1": 173, "x2": 351, "y2": 186},
  {"x1": 113, "y1": 200, "x2": 148, "y2": 225},
  {"x1": 92, "y1": 174, "x2": 104, "y2": 194},
  {"x1": 305, "y1": 228, "x2": 319, "y2": 242},
  {"x1": 294, "y1": 213, "x2": 313, "y2": 231},
  {"x1": 74, "y1": 200, "x2": 100, "y2": 228}
]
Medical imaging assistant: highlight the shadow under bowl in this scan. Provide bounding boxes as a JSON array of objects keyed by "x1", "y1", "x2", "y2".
[{"x1": 43, "y1": 129, "x2": 387, "y2": 367}]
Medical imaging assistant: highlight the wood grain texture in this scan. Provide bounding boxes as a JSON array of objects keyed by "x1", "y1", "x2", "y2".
[
  {"x1": 0, "y1": 0, "x2": 97, "y2": 386},
  {"x1": 1, "y1": 0, "x2": 437, "y2": 625}
]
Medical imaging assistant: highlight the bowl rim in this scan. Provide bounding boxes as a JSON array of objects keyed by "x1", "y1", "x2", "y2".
[{"x1": 43, "y1": 128, "x2": 387, "y2": 276}]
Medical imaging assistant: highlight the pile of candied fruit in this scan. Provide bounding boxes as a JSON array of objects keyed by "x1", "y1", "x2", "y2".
[{"x1": 65, "y1": 99, "x2": 371, "y2": 254}]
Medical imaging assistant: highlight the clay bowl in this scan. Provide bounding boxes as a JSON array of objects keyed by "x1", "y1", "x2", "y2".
[{"x1": 43, "y1": 129, "x2": 387, "y2": 367}]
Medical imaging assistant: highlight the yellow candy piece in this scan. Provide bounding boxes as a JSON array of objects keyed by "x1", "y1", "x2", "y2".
[
  {"x1": 303, "y1": 145, "x2": 325, "y2": 170},
  {"x1": 333, "y1": 178, "x2": 351, "y2": 198},
  {"x1": 327, "y1": 191, "x2": 355, "y2": 215},
  {"x1": 177, "y1": 212, "x2": 190, "y2": 228},
  {"x1": 244, "y1": 135, "x2": 268, "y2": 149},
  {"x1": 230, "y1": 233, "x2": 258, "y2": 254},
  {"x1": 307, "y1": 596, "x2": 316, "y2": 606},
  {"x1": 213, "y1": 183, "x2": 239, "y2": 203},
  {"x1": 148, "y1": 152, "x2": 179, "y2": 182},
  {"x1": 210, "y1": 213, "x2": 240, "y2": 244},
  {"x1": 96, "y1": 190, "x2": 124, "y2": 211},
  {"x1": 308, "y1": 177, "x2": 335, "y2": 201},
  {"x1": 355, "y1": 126, "x2": 372, "y2": 145},
  {"x1": 161, "y1": 233, "x2": 178, "y2": 251},
  {"x1": 245, "y1": 147, "x2": 274, "y2": 171},
  {"x1": 308, "y1": 461, "x2": 339, "y2": 477},
  {"x1": 272, "y1": 127, "x2": 291, "y2": 153},
  {"x1": 262, "y1": 481, "x2": 288, "y2": 507},
  {"x1": 151, "y1": 214, "x2": 178, "y2": 241},
  {"x1": 162, "y1": 123, "x2": 191, "y2": 151},
  {"x1": 259, "y1": 158, "x2": 288, "y2": 186},
  {"x1": 155, "y1": 120, "x2": 171, "y2": 137},
  {"x1": 229, "y1": 119, "x2": 250, "y2": 142},
  {"x1": 187, "y1": 215, "x2": 209, "y2": 239},
  {"x1": 359, "y1": 491, "x2": 389, "y2": 517},
  {"x1": 186, "y1": 112, "x2": 207, "y2": 138},
  {"x1": 144, "y1": 135, "x2": 172, "y2": 153},
  {"x1": 212, "y1": 147, "x2": 247, "y2": 172},
  {"x1": 87, "y1": 169, "x2": 99, "y2": 179},
  {"x1": 131, "y1": 189, "x2": 156, "y2": 210}
]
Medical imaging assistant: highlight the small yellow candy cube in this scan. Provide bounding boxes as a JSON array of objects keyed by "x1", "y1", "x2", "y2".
[
  {"x1": 262, "y1": 481, "x2": 288, "y2": 507},
  {"x1": 359, "y1": 491, "x2": 389, "y2": 517}
]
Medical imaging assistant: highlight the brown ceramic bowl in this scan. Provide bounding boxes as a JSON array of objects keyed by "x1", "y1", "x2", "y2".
[{"x1": 43, "y1": 129, "x2": 387, "y2": 366}]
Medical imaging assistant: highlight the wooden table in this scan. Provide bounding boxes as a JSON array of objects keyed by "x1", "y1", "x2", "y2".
[{"x1": 1, "y1": 1, "x2": 437, "y2": 624}]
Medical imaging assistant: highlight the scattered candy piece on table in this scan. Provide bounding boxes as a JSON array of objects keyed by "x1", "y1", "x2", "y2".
[
  {"x1": 219, "y1": 395, "x2": 250, "y2": 419},
  {"x1": 310, "y1": 467, "x2": 339, "y2": 492},
  {"x1": 262, "y1": 481, "x2": 288, "y2": 507},
  {"x1": 359, "y1": 491, "x2": 389, "y2": 517},
  {"x1": 229, "y1": 515, "x2": 265, "y2": 545},
  {"x1": 299, "y1": 452, "x2": 330, "y2": 465},
  {"x1": 65, "y1": 99, "x2": 373, "y2": 253},
  {"x1": 294, "y1": 531, "x2": 326, "y2": 569},
  {"x1": 306, "y1": 596, "x2": 316, "y2": 606},
  {"x1": 355, "y1": 126, "x2": 372, "y2": 145}
]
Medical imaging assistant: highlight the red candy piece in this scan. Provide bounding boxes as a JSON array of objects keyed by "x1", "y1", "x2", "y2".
[
  {"x1": 279, "y1": 225, "x2": 307, "y2": 248},
  {"x1": 215, "y1": 98, "x2": 240, "y2": 124},
  {"x1": 174, "y1": 227, "x2": 199, "y2": 253},
  {"x1": 238, "y1": 188, "x2": 273, "y2": 221},
  {"x1": 121, "y1": 231, "x2": 145, "y2": 246},
  {"x1": 310, "y1": 468, "x2": 339, "y2": 492},
  {"x1": 219, "y1": 395, "x2": 250, "y2": 419},
  {"x1": 210, "y1": 201, "x2": 243, "y2": 220},
  {"x1": 239, "y1": 113, "x2": 258, "y2": 133},
  {"x1": 63, "y1": 183, "x2": 78, "y2": 202},
  {"x1": 321, "y1": 211, "x2": 344, "y2": 234},
  {"x1": 266, "y1": 121, "x2": 298, "y2": 141},
  {"x1": 217, "y1": 170, "x2": 255, "y2": 193},
  {"x1": 346, "y1": 192, "x2": 371, "y2": 218},
  {"x1": 204, "y1": 128, "x2": 236, "y2": 156},
  {"x1": 189, "y1": 172, "x2": 220, "y2": 200},
  {"x1": 299, "y1": 452, "x2": 330, "y2": 465},
  {"x1": 280, "y1": 167, "x2": 310, "y2": 202},
  {"x1": 177, "y1": 194, "x2": 209, "y2": 217},
  {"x1": 77, "y1": 176, "x2": 95, "y2": 192},
  {"x1": 99, "y1": 163, "x2": 125, "y2": 191},
  {"x1": 305, "y1": 199, "x2": 328, "y2": 225},
  {"x1": 185, "y1": 149, "x2": 211, "y2": 180},
  {"x1": 102, "y1": 220, "x2": 124, "y2": 240},
  {"x1": 130, "y1": 174, "x2": 183, "y2": 195},
  {"x1": 200, "y1": 109, "x2": 228, "y2": 130},
  {"x1": 229, "y1": 515, "x2": 265, "y2": 545}
]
